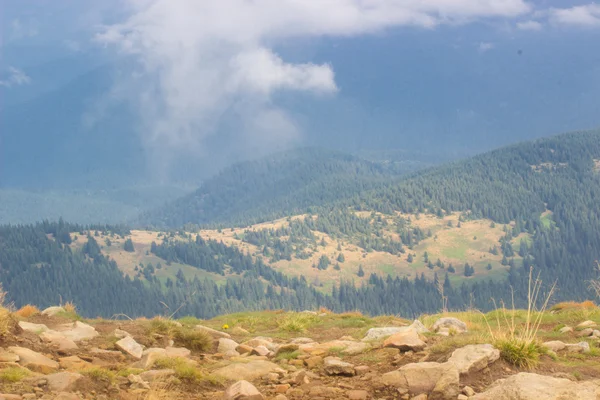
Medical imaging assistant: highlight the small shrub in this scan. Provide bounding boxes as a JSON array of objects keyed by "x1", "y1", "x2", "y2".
[
  {"x1": 63, "y1": 301, "x2": 77, "y2": 314},
  {"x1": 327, "y1": 346, "x2": 345, "y2": 357},
  {"x1": 173, "y1": 328, "x2": 212, "y2": 352},
  {"x1": 0, "y1": 307, "x2": 15, "y2": 337},
  {"x1": 496, "y1": 338, "x2": 543, "y2": 369},
  {"x1": 81, "y1": 367, "x2": 116, "y2": 383},
  {"x1": 277, "y1": 313, "x2": 319, "y2": 333},
  {"x1": 0, "y1": 366, "x2": 30, "y2": 382},
  {"x1": 275, "y1": 350, "x2": 300, "y2": 361},
  {"x1": 117, "y1": 368, "x2": 144, "y2": 377},
  {"x1": 14, "y1": 304, "x2": 40, "y2": 318}
]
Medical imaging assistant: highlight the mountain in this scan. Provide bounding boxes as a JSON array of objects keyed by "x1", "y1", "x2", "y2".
[
  {"x1": 138, "y1": 147, "x2": 426, "y2": 229},
  {"x1": 1, "y1": 130, "x2": 600, "y2": 319}
]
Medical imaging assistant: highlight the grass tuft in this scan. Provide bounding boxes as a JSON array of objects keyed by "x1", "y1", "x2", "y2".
[
  {"x1": 496, "y1": 338, "x2": 543, "y2": 369},
  {"x1": 80, "y1": 367, "x2": 116, "y2": 383},
  {"x1": 0, "y1": 367, "x2": 30, "y2": 382},
  {"x1": 152, "y1": 357, "x2": 224, "y2": 386},
  {"x1": 172, "y1": 328, "x2": 212, "y2": 352},
  {"x1": 277, "y1": 312, "x2": 320, "y2": 333},
  {"x1": 275, "y1": 350, "x2": 301, "y2": 361},
  {"x1": 14, "y1": 304, "x2": 40, "y2": 318}
]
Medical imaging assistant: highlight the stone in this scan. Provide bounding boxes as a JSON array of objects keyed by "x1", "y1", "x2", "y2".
[
  {"x1": 305, "y1": 355, "x2": 323, "y2": 369},
  {"x1": 275, "y1": 384, "x2": 291, "y2": 393},
  {"x1": 576, "y1": 320, "x2": 597, "y2": 328},
  {"x1": 128, "y1": 374, "x2": 150, "y2": 390},
  {"x1": 218, "y1": 338, "x2": 240, "y2": 354},
  {"x1": 431, "y1": 317, "x2": 467, "y2": 334},
  {"x1": 458, "y1": 395, "x2": 468, "y2": 400},
  {"x1": 18, "y1": 321, "x2": 50, "y2": 334},
  {"x1": 566, "y1": 342, "x2": 590, "y2": 353},
  {"x1": 0, "y1": 349, "x2": 20, "y2": 362},
  {"x1": 139, "y1": 369, "x2": 176, "y2": 382},
  {"x1": 409, "y1": 320, "x2": 429, "y2": 334},
  {"x1": 134, "y1": 348, "x2": 168, "y2": 369},
  {"x1": 411, "y1": 395, "x2": 428, "y2": 400},
  {"x1": 116, "y1": 336, "x2": 144, "y2": 359},
  {"x1": 112, "y1": 329, "x2": 131, "y2": 339},
  {"x1": 593, "y1": 330, "x2": 600, "y2": 338},
  {"x1": 243, "y1": 338, "x2": 277, "y2": 351},
  {"x1": 8, "y1": 346, "x2": 59, "y2": 373},
  {"x1": 196, "y1": 325, "x2": 231, "y2": 339},
  {"x1": 231, "y1": 327, "x2": 250, "y2": 335},
  {"x1": 236, "y1": 344, "x2": 254, "y2": 354},
  {"x1": 299, "y1": 340, "x2": 369, "y2": 355},
  {"x1": 290, "y1": 337, "x2": 314, "y2": 344},
  {"x1": 323, "y1": 357, "x2": 355, "y2": 376},
  {"x1": 251, "y1": 346, "x2": 270, "y2": 357},
  {"x1": 471, "y1": 372, "x2": 600, "y2": 399},
  {"x1": 59, "y1": 356, "x2": 90, "y2": 370},
  {"x1": 577, "y1": 328, "x2": 594, "y2": 337},
  {"x1": 543, "y1": 341, "x2": 566, "y2": 352},
  {"x1": 347, "y1": 390, "x2": 369, "y2": 400},
  {"x1": 165, "y1": 346, "x2": 191, "y2": 358},
  {"x1": 462, "y1": 386, "x2": 476, "y2": 396},
  {"x1": 383, "y1": 330, "x2": 426, "y2": 352},
  {"x1": 362, "y1": 327, "x2": 410, "y2": 342},
  {"x1": 41, "y1": 306, "x2": 66, "y2": 316},
  {"x1": 380, "y1": 361, "x2": 459, "y2": 400},
  {"x1": 447, "y1": 344, "x2": 500, "y2": 374},
  {"x1": 45, "y1": 372, "x2": 83, "y2": 391},
  {"x1": 0, "y1": 394, "x2": 22, "y2": 400},
  {"x1": 39, "y1": 331, "x2": 78, "y2": 351},
  {"x1": 212, "y1": 360, "x2": 283, "y2": 381},
  {"x1": 52, "y1": 394, "x2": 80, "y2": 400},
  {"x1": 274, "y1": 396, "x2": 288, "y2": 400},
  {"x1": 559, "y1": 326, "x2": 574, "y2": 333},
  {"x1": 355, "y1": 365, "x2": 370, "y2": 375},
  {"x1": 223, "y1": 380, "x2": 264, "y2": 400},
  {"x1": 55, "y1": 321, "x2": 99, "y2": 342}
]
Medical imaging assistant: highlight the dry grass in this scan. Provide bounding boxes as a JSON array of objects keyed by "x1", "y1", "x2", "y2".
[
  {"x1": 0, "y1": 283, "x2": 16, "y2": 337},
  {"x1": 0, "y1": 366, "x2": 30, "y2": 383},
  {"x1": 14, "y1": 304, "x2": 40, "y2": 318},
  {"x1": 551, "y1": 301, "x2": 596, "y2": 311},
  {"x1": 63, "y1": 301, "x2": 77, "y2": 314}
]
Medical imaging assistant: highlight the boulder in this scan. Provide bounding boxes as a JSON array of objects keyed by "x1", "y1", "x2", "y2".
[
  {"x1": 447, "y1": 344, "x2": 500, "y2": 374},
  {"x1": 383, "y1": 330, "x2": 426, "y2": 352},
  {"x1": 362, "y1": 327, "x2": 409, "y2": 342},
  {"x1": 380, "y1": 361, "x2": 459, "y2": 400},
  {"x1": 251, "y1": 346, "x2": 270, "y2": 357},
  {"x1": 576, "y1": 320, "x2": 597, "y2": 329},
  {"x1": 8, "y1": 346, "x2": 59, "y2": 373},
  {"x1": 236, "y1": 344, "x2": 254, "y2": 354},
  {"x1": 471, "y1": 372, "x2": 600, "y2": 399},
  {"x1": 243, "y1": 338, "x2": 276, "y2": 351},
  {"x1": 59, "y1": 356, "x2": 90, "y2": 370},
  {"x1": 432, "y1": 317, "x2": 467, "y2": 334},
  {"x1": 323, "y1": 357, "x2": 355, "y2": 376},
  {"x1": 0, "y1": 349, "x2": 20, "y2": 363},
  {"x1": 39, "y1": 331, "x2": 78, "y2": 351},
  {"x1": 55, "y1": 321, "x2": 99, "y2": 342},
  {"x1": 543, "y1": 341, "x2": 567, "y2": 352},
  {"x1": 290, "y1": 338, "x2": 314, "y2": 344},
  {"x1": 195, "y1": 325, "x2": 231, "y2": 339},
  {"x1": 218, "y1": 338, "x2": 240, "y2": 354},
  {"x1": 275, "y1": 343, "x2": 299, "y2": 355},
  {"x1": 224, "y1": 380, "x2": 264, "y2": 400},
  {"x1": 565, "y1": 342, "x2": 590, "y2": 353},
  {"x1": 18, "y1": 321, "x2": 50, "y2": 334},
  {"x1": 128, "y1": 374, "x2": 150, "y2": 390},
  {"x1": 577, "y1": 328, "x2": 594, "y2": 337},
  {"x1": 116, "y1": 336, "x2": 144, "y2": 359},
  {"x1": 135, "y1": 348, "x2": 168, "y2": 369},
  {"x1": 41, "y1": 306, "x2": 65, "y2": 316},
  {"x1": 212, "y1": 360, "x2": 283, "y2": 381},
  {"x1": 53, "y1": 393, "x2": 81, "y2": 400},
  {"x1": 347, "y1": 390, "x2": 369, "y2": 400},
  {"x1": 113, "y1": 329, "x2": 131, "y2": 339},
  {"x1": 559, "y1": 326, "x2": 573, "y2": 333},
  {"x1": 45, "y1": 372, "x2": 83, "y2": 391},
  {"x1": 165, "y1": 347, "x2": 191, "y2": 358}
]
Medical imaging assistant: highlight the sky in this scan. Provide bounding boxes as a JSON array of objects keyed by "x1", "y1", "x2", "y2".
[{"x1": 1, "y1": 0, "x2": 600, "y2": 185}]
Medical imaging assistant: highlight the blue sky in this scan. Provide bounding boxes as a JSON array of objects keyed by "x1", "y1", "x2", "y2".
[{"x1": 1, "y1": 0, "x2": 600, "y2": 183}]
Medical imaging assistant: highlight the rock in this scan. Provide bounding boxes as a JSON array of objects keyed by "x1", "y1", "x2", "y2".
[
  {"x1": 457, "y1": 395, "x2": 468, "y2": 400},
  {"x1": 243, "y1": 338, "x2": 277, "y2": 351},
  {"x1": 462, "y1": 386, "x2": 476, "y2": 396},
  {"x1": 274, "y1": 396, "x2": 288, "y2": 400},
  {"x1": 139, "y1": 369, "x2": 176, "y2": 382},
  {"x1": 355, "y1": 365, "x2": 370, "y2": 375},
  {"x1": 0, "y1": 394, "x2": 23, "y2": 400},
  {"x1": 223, "y1": 380, "x2": 264, "y2": 400},
  {"x1": 447, "y1": 344, "x2": 500, "y2": 374},
  {"x1": 212, "y1": 360, "x2": 283, "y2": 381},
  {"x1": 593, "y1": 330, "x2": 600, "y2": 338},
  {"x1": 347, "y1": 390, "x2": 369, "y2": 400},
  {"x1": 543, "y1": 341, "x2": 566, "y2": 352},
  {"x1": 290, "y1": 338, "x2": 314, "y2": 344},
  {"x1": 196, "y1": 325, "x2": 231, "y2": 339},
  {"x1": 471, "y1": 372, "x2": 600, "y2": 399},
  {"x1": 380, "y1": 361, "x2": 459, "y2": 400},
  {"x1": 18, "y1": 321, "x2": 50, "y2": 334},
  {"x1": 236, "y1": 344, "x2": 254, "y2": 354},
  {"x1": 577, "y1": 320, "x2": 597, "y2": 328},
  {"x1": 128, "y1": 374, "x2": 150, "y2": 390},
  {"x1": 41, "y1": 306, "x2": 66, "y2": 316},
  {"x1": 55, "y1": 321, "x2": 99, "y2": 342},
  {"x1": 231, "y1": 327, "x2": 250, "y2": 335},
  {"x1": 0, "y1": 349, "x2": 20, "y2": 362},
  {"x1": 276, "y1": 343, "x2": 299, "y2": 355},
  {"x1": 566, "y1": 342, "x2": 590, "y2": 353},
  {"x1": 251, "y1": 346, "x2": 270, "y2": 357},
  {"x1": 305, "y1": 356, "x2": 323, "y2": 369},
  {"x1": 431, "y1": 317, "x2": 467, "y2": 334},
  {"x1": 135, "y1": 348, "x2": 168, "y2": 369},
  {"x1": 577, "y1": 328, "x2": 594, "y2": 337},
  {"x1": 165, "y1": 347, "x2": 191, "y2": 358},
  {"x1": 290, "y1": 370, "x2": 310, "y2": 385},
  {"x1": 45, "y1": 372, "x2": 83, "y2": 391},
  {"x1": 39, "y1": 331, "x2": 78, "y2": 351},
  {"x1": 299, "y1": 340, "x2": 369, "y2": 355},
  {"x1": 362, "y1": 327, "x2": 410, "y2": 342},
  {"x1": 59, "y1": 356, "x2": 90, "y2": 370},
  {"x1": 113, "y1": 329, "x2": 131, "y2": 339},
  {"x1": 8, "y1": 346, "x2": 59, "y2": 373},
  {"x1": 559, "y1": 326, "x2": 574, "y2": 333},
  {"x1": 383, "y1": 330, "x2": 426, "y2": 352},
  {"x1": 53, "y1": 393, "x2": 80, "y2": 400},
  {"x1": 411, "y1": 395, "x2": 428, "y2": 400},
  {"x1": 323, "y1": 357, "x2": 355, "y2": 376},
  {"x1": 218, "y1": 338, "x2": 240, "y2": 354},
  {"x1": 275, "y1": 384, "x2": 290, "y2": 393},
  {"x1": 409, "y1": 320, "x2": 429, "y2": 334},
  {"x1": 116, "y1": 336, "x2": 144, "y2": 359}
]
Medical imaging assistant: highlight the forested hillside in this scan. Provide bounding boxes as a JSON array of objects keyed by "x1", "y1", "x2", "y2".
[{"x1": 138, "y1": 147, "x2": 410, "y2": 228}]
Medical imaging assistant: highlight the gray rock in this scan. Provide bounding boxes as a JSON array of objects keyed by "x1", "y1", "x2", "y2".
[
  {"x1": 195, "y1": 324, "x2": 231, "y2": 339},
  {"x1": 218, "y1": 338, "x2": 240, "y2": 354},
  {"x1": 41, "y1": 306, "x2": 66, "y2": 317},
  {"x1": 383, "y1": 330, "x2": 426, "y2": 352},
  {"x1": 380, "y1": 361, "x2": 459, "y2": 400},
  {"x1": 113, "y1": 329, "x2": 131, "y2": 339},
  {"x1": 224, "y1": 380, "x2": 265, "y2": 400},
  {"x1": 8, "y1": 346, "x2": 59, "y2": 373},
  {"x1": 212, "y1": 360, "x2": 284, "y2": 381},
  {"x1": 431, "y1": 317, "x2": 468, "y2": 334},
  {"x1": 559, "y1": 326, "x2": 573, "y2": 333},
  {"x1": 116, "y1": 336, "x2": 144, "y2": 359},
  {"x1": 576, "y1": 320, "x2": 597, "y2": 329},
  {"x1": 45, "y1": 372, "x2": 83, "y2": 391},
  {"x1": 447, "y1": 344, "x2": 500, "y2": 374},
  {"x1": 543, "y1": 341, "x2": 567, "y2": 352},
  {"x1": 565, "y1": 341, "x2": 590, "y2": 353},
  {"x1": 324, "y1": 357, "x2": 355, "y2": 376},
  {"x1": 577, "y1": 328, "x2": 594, "y2": 337},
  {"x1": 18, "y1": 321, "x2": 50, "y2": 334},
  {"x1": 55, "y1": 321, "x2": 99, "y2": 342}
]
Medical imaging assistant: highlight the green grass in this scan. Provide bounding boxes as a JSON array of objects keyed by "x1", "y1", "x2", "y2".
[
  {"x1": 496, "y1": 338, "x2": 543, "y2": 369},
  {"x1": 173, "y1": 328, "x2": 212, "y2": 352},
  {"x1": 275, "y1": 350, "x2": 301, "y2": 361},
  {"x1": 0, "y1": 367, "x2": 30, "y2": 382},
  {"x1": 116, "y1": 367, "x2": 144, "y2": 377},
  {"x1": 80, "y1": 367, "x2": 116, "y2": 383},
  {"x1": 152, "y1": 357, "x2": 224, "y2": 386},
  {"x1": 277, "y1": 312, "x2": 321, "y2": 333}
]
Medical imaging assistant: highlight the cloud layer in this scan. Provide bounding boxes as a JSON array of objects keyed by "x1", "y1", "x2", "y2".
[{"x1": 0, "y1": 67, "x2": 32, "y2": 88}]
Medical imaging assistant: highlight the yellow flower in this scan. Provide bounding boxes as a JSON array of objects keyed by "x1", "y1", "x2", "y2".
[{"x1": 222, "y1": 324, "x2": 229, "y2": 330}]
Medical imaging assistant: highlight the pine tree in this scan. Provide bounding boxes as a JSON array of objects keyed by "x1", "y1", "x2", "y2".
[
  {"x1": 357, "y1": 265, "x2": 365, "y2": 277},
  {"x1": 124, "y1": 238, "x2": 135, "y2": 252}
]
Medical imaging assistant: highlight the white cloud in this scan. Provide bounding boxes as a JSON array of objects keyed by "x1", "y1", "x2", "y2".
[
  {"x1": 95, "y1": 0, "x2": 533, "y2": 168},
  {"x1": 549, "y1": 4, "x2": 600, "y2": 27},
  {"x1": 478, "y1": 42, "x2": 495, "y2": 52},
  {"x1": 517, "y1": 20, "x2": 543, "y2": 30},
  {"x1": 0, "y1": 67, "x2": 32, "y2": 88},
  {"x1": 10, "y1": 19, "x2": 38, "y2": 40}
]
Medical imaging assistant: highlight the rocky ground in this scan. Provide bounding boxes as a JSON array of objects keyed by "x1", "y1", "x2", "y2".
[{"x1": 2, "y1": 304, "x2": 600, "y2": 399}]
